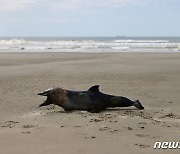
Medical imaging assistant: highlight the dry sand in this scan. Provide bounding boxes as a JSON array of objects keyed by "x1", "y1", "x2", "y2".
[{"x1": 0, "y1": 52, "x2": 180, "y2": 154}]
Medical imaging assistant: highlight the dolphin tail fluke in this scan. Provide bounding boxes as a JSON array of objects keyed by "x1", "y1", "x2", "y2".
[
  {"x1": 38, "y1": 92, "x2": 48, "y2": 96},
  {"x1": 133, "y1": 100, "x2": 144, "y2": 110},
  {"x1": 37, "y1": 88, "x2": 53, "y2": 96},
  {"x1": 38, "y1": 100, "x2": 50, "y2": 107}
]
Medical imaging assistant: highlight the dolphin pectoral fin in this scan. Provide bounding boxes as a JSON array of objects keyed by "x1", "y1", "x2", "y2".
[
  {"x1": 88, "y1": 85, "x2": 100, "y2": 93},
  {"x1": 88, "y1": 109, "x2": 101, "y2": 113},
  {"x1": 63, "y1": 106, "x2": 73, "y2": 112}
]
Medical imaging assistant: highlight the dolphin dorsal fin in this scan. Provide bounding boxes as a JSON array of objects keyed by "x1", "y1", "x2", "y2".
[{"x1": 88, "y1": 85, "x2": 100, "y2": 93}]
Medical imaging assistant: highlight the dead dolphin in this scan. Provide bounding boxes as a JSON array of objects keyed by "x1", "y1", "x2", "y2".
[{"x1": 38, "y1": 85, "x2": 144, "y2": 112}]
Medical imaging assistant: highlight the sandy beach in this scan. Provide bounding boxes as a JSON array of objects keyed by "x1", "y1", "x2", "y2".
[{"x1": 0, "y1": 52, "x2": 180, "y2": 154}]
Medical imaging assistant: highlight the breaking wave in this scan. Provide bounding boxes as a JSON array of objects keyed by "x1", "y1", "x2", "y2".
[{"x1": 0, "y1": 37, "x2": 180, "y2": 52}]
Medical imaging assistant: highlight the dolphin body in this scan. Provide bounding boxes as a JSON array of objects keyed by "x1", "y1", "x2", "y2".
[{"x1": 38, "y1": 85, "x2": 144, "y2": 113}]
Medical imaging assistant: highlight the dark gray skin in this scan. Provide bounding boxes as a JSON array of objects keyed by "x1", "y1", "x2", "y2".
[{"x1": 38, "y1": 85, "x2": 144, "y2": 113}]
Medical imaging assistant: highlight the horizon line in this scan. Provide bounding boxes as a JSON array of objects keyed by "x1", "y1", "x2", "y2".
[{"x1": 0, "y1": 36, "x2": 180, "y2": 38}]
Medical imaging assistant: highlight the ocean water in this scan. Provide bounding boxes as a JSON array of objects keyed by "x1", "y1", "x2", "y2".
[{"x1": 0, "y1": 37, "x2": 180, "y2": 52}]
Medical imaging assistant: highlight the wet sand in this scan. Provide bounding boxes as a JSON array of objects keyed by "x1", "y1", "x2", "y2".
[{"x1": 0, "y1": 52, "x2": 180, "y2": 154}]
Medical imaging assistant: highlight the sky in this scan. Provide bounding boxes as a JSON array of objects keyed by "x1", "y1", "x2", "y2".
[{"x1": 0, "y1": 0, "x2": 180, "y2": 37}]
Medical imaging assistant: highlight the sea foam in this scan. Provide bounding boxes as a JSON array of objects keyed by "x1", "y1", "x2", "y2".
[{"x1": 0, "y1": 37, "x2": 180, "y2": 52}]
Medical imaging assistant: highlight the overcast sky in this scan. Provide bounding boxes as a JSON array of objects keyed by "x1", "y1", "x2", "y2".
[{"x1": 0, "y1": 0, "x2": 179, "y2": 37}]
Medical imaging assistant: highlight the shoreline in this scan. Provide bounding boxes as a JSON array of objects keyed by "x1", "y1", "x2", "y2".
[
  {"x1": 0, "y1": 52, "x2": 180, "y2": 154},
  {"x1": 0, "y1": 50, "x2": 180, "y2": 53}
]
